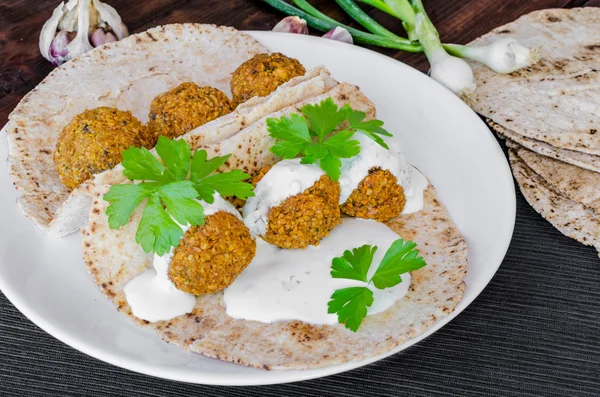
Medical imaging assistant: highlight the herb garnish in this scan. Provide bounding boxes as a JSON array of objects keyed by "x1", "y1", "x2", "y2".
[
  {"x1": 266, "y1": 98, "x2": 392, "y2": 181},
  {"x1": 328, "y1": 240, "x2": 427, "y2": 332},
  {"x1": 104, "y1": 136, "x2": 254, "y2": 256}
]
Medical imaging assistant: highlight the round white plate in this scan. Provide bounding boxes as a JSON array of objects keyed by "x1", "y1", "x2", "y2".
[{"x1": 0, "y1": 31, "x2": 515, "y2": 385}]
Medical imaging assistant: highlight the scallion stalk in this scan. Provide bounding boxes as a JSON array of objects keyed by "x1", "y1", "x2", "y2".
[
  {"x1": 356, "y1": 0, "x2": 417, "y2": 41},
  {"x1": 292, "y1": 0, "x2": 414, "y2": 45},
  {"x1": 263, "y1": 0, "x2": 422, "y2": 51},
  {"x1": 334, "y1": 0, "x2": 400, "y2": 40},
  {"x1": 411, "y1": 0, "x2": 475, "y2": 100}
]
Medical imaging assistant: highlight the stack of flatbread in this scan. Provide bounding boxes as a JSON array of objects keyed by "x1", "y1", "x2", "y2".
[{"x1": 469, "y1": 8, "x2": 600, "y2": 254}]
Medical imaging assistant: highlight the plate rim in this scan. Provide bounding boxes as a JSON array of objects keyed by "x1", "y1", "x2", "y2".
[{"x1": 0, "y1": 30, "x2": 516, "y2": 386}]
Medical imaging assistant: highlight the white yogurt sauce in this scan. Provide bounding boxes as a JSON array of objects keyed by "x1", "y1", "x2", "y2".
[
  {"x1": 124, "y1": 194, "x2": 242, "y2": 323},
  {"x1": 224, "y1": 218, "x2": 411, "y2": 325},
  {"x1": 402, "y1": 166, "x2": 429, "y2": 214},
  {"x1": 243, "y1": 159, "x2": 325, "y2": 236}
]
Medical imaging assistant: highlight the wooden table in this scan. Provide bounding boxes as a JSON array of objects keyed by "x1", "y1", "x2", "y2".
[
  {"x1": 1, "y1": 1, "x2": 600, "y2": 396},
  {"x1": 2, "y1": 0, "x2": 599, "y2": 125}
]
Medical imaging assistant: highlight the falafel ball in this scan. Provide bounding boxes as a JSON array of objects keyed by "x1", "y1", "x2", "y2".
[
  {"x1": 253, "y1": 165, "x2": 341, "y2": 249},
  {"x1": 230, "y1": 53, "x2": 306, "y2": 106},
  {"x1": 147, "y1": 83, "x2": 234, "y2": 140},
  {"x1": 340, "y1": 167, "x2": 406, "y2": 222},
  {"x1": 169, "y1": 211, "x2": 256, "y2": 295},
  {"x1": 54, "y1": 107, "x2": 155, "y2": 190}
]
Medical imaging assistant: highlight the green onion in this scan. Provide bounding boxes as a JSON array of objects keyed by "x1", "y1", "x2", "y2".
[
  {"x1": 334, "y1": 0, "x2": 400, "y2": 40},
  {"x1": 412, "y1": 0, "x2": 475, "y2": 100},
  {"x1": 356, "y1": 0, "x2": 417, "y2": 41},
  {"x1": 263, "y1": 0, "x2": 422, "y2": 51}
]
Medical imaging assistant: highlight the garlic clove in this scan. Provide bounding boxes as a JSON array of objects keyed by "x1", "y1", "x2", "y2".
[
  {"x1": 272, "y1": 16, "x2": 308, "y2": 35},
  {"x1": 90, "y1": 24, "x2": 118, "y2": 47},
  {"x1": 39, "y1": 2, "x2": 67, "y2": 62},
  {"x1": 93, "y1": 0, "x2": 128, "y2": 39},
  {"x1": 322, "y1": 27, "x2": 353, "y2": 44},
  {"x1": 49, "y1": 31, "x2": 76, "y2": 65}
]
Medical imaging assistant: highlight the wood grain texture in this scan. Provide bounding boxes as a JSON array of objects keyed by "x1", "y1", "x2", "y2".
[{"x1": 0, "y1": 0, "x2": 589, "y2": 125}]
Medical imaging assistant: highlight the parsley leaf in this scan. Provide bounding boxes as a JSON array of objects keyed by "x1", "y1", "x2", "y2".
[
  {"x1": 319, "y1": 155, "x2": 342, "y2": 181},
  {"x1": 331, "y1": 244, "x2": 377, "y2": 283},
  {"x1": 155, "y1": 137, "x2": 191, "y2": 181},
  {"x1": 328, "y1": 239, "x2": 427, "y2": 332},
  {"x1": 103, "y1": 137, "x2": 254, "y2": 255},
  {"x1": 135, "y1": 194, "x2": 185, "y2": 256},
  {"x1": 267, "y1": 114, "x2": 311, "y2": 159},
  {"x1": 158, "y1": 181, "x2": 205, "y2": 226},
  {"x1": 266, "y1": 98, "x2": 392, "y2": 181},
  {"x1": 104, "y1": 183, "x2": 158, "y2": 229},
  {"x1": 199, "y1": 170, "x2": 255, "y2": 200},
  {"x1": 322, "y1": 130, "x2": 360, "y2": 158},
  {"x1": 346, "y1": 108, "x2": 392, "y2": 150},
  {"x1": 121, "y1": 147, "x2": 169, "y2": 182},
  {"x1": 327, "y1": 287, "x2": 374, "y2": 332},
  {"x1": 301, "y1": 98, "x2": 348, "y2": 141},
  {"x1": 190, "y1": 150, "x2": 229, "y2": 180},
  {"x1": 190, "y1": 150, "x2": 254, "y2": 203},
  {"x1": 371, "y1": 239, "x2": 427, "y2": 289}
]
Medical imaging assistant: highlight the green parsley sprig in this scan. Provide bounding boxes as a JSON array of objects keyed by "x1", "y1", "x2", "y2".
[
  {"x1": 266, "y1": 98, "x2": 392, "y2": 181},
  {"x1": 104, "y1": 136, "x2": 254, "y2": 256},
  {"x1": 328, "y1": 239, "x2": 427, "y2": 332}
]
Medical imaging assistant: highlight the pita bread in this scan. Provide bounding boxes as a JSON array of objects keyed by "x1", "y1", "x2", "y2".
[
  {"x1": 510, "y1": 143, "x2": 600, "y2": 213},
  {"x1": 489, "y1": 121, "x2": 600, "y2": 173},
  {"x1": 6, "y1": 23, "x2": 342, "y2": 236},
  {"x1": 48, "y1": 67, "x2": 339, "y2": 237},
  {"x1": 7, "y1": 24, "x2": 265, "y2": 233},
  {"x1": 82, "y1": 182, "x2": 467, "y2": 370},
  {"x1": 81, "y1": 86, "x2": 467, "y2": 369},
  {"x1": 470, "y1": 8, "x2": 600, "y2": 154},
  {"x1": 509, "y1": 150, "x2": 600, "y2": 253}
]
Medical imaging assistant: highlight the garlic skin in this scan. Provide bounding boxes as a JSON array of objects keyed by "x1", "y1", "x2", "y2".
[
  {"x1": 39, "y1": 0, "x2": 128, "y2": 66},
  {"x1": 323, "y1": 27, "x2": 353, "y2": 44},
  {"x1": 273, "y1": 16, "x2": 308, "y2": 34}
]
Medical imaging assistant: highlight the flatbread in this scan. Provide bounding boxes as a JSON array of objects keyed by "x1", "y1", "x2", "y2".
[
  {"x1": 489, "y1": 121, "x2": 600, "y2": 173},
  {"x1": 6, "y1": 24, "x2": 266, "y2": 234},
  {"x1": 469, "y1": 8, "x2": 600, "y2": 154},
  {"x1": 509, "y1": 150, "x2": 600, "y2": 253},
  {"x1": 82, "y1": 182, "x2": 467, "y2": 370},
  {"x1": 81, "y1": 84, "x2": 467, "y2": 369},
  {"x1": 48, "y1": 67, "x2": 339, "y2": 237},
  {"x1": 510, "y1": 143, "x2": 600, "y2": 213},
  {"x1": 6, "y1": 23, "x2": 342, "y2": 237}
]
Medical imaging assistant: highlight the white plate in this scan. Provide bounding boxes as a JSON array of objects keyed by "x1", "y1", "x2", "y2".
[{"x1": 0, "y1": 31, "x2": 515, "y2": 385}]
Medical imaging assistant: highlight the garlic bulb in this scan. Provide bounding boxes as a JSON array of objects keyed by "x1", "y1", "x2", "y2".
[{"x1": 39, "y1": 0, "x2": 128, "y2": 66}]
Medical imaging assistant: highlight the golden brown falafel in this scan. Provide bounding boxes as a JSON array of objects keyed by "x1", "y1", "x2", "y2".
[
  {"x1": 230, "y1": 53, "x2": 306, "y2": 106},
  {"x1": 340, "y1": 168, "x2": 406, "y2": 222},
  {"x1": 169, "y1": 211, "x2": 256, "y2": 295},
  {"x1": 253, "y1": 165, "x2": 341, "y2": 249},
  {"x1": 54, "y1": 107, "x2": 154, "y2": 190},
  {"x1": 147, "y1": 83, "x2": 234, "y2": 140}
]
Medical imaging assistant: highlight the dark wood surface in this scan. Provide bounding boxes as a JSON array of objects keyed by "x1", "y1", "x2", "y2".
[
  {"x1": 0, "y1": 0, "x2": 597, "y2": 126},
  {"x1": 2, "y1": 1, "x2": 600, "y2": 396}
]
